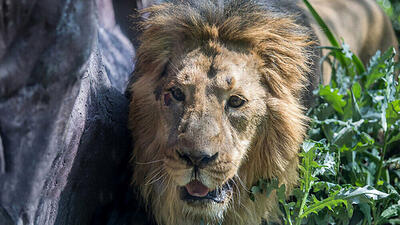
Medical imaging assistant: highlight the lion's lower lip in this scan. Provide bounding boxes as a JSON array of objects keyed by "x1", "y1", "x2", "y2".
[{"x1": 180, "y1": 180, "x2": 233, "y2": 203}]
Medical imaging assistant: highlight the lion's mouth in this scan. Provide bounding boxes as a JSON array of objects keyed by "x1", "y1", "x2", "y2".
[{"x1": 180, "y1": 180, "x2": 233, "y2": 204}]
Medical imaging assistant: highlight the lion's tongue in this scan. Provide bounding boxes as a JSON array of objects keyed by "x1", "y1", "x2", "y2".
[{"x1": 185, "y1": 180, "x2": 209, "y2": 197}]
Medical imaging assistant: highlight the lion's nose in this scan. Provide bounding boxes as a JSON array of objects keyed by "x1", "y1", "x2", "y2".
[{"x1": 177, "y1": 151, "x2": 218, "y2": 168}]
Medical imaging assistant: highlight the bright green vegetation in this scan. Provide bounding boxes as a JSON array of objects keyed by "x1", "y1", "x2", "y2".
[
  {"x1": 251, "y1": 1, "x2": 400, "y2": 224},
  {"x1": 377, "y1": 0, "x2": 400, "y2": 38}
]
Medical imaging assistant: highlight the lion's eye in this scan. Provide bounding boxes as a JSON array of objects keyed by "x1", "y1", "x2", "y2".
[
  {"x1": 169, "y1": 87, "x2": 185, "y2": 102},
  {"x1": 228, "y1": 95, "x2": 246, "y2": 108}
]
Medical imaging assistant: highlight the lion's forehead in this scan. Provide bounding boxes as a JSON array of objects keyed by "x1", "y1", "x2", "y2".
[{"x1": 173, "y1": 47, "x2": 263, "y2": 98}]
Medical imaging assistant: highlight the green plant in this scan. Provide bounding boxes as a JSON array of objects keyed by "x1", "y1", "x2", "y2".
[
  {"x1": 251, "y1": 1, "x2": 400, "y2": 224},
  {"x1": 377, "y1": 0, "x2": 400, "y2": 39}
]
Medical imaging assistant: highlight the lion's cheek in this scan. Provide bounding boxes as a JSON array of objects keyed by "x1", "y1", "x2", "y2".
[{"x1": 203, "y1": 167, "x2": 237, "y2": 188}]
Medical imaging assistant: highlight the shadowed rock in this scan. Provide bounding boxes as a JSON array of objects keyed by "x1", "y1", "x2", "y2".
[{"x1": 0, "y1": 0, "x2": 151, "y2": 224}]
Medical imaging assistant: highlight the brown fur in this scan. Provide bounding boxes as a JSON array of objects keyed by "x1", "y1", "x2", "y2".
[{"x1": 128, "y1": 0, "x2": 396, "y2": 224}]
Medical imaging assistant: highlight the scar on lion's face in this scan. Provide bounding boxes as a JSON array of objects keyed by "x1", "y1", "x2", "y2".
[
  {"x1": 129, "y1": 1, "x2": 313, "y2": 224},
  {"x1": 160, "y1": 46, "x2": 267, "y2": 190}
]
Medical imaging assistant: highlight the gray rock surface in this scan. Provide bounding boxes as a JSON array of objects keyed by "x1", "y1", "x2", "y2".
[{"x1": 0, "y1": 0, "x2": 151, "y2": 224}]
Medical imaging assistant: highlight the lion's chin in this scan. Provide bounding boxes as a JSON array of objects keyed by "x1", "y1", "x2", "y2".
[
  {"x1": 179, "y1": 179, "x2": 234, "y2": 206},
  {"x1": 174, "y1": 179, "x2": 233, "y2": 222}
]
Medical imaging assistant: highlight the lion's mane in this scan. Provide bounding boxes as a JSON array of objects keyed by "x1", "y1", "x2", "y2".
[{"x1": 128, "y1": 1, "x2": 316, "y2": 224}]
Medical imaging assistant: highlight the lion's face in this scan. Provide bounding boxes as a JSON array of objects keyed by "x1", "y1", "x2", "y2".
[
  {"x1": 129, "y1": 1, "x2": 313, "y2": 224},
  {"x1": 158, "y1": 47, "x2": 267, "y2": 215}
]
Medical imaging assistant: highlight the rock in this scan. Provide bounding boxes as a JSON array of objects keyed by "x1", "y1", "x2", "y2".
[{"x1": 0, "y1": 0, "x2": 149, "y2": 224}]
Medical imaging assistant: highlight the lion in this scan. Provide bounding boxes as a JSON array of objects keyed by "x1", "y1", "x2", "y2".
[{"x1": 127, "y1": 0, "x2": 397, "y2": 225}]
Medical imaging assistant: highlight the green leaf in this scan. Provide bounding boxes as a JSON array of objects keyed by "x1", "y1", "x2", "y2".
[
  {"x1": 319, "y1": 85, "x2": 346, "y2": 114},
  {"x1": 302, "y1": 141, "x2": 316, "y2": 153},
  {"x1": 386, "y1": 100, "x2": 400, "y2": 128},
  {"x1": 302, "y1": 0, "x2": 340, "y2": 48},
  {"x1": 250, "y1": 178, "x2": 280, "y2": 201},
  {"x1": 388, "y1": 219, "x2": 400, "y2": 225},
  {"x1": 351, "y1": 89, "x2": 362, "y2": 121},
  {"x1": 251, "y1": 186, "x2": 260, "y2": 195},
  {"x1": 332, "y1": 120, "x2": 363, "y2": 146},
  {"x1": 341, "y1": 43, "x2": 365, "y2": 76},
  {"x1": 351, "y1": 54, "x2": 366, "y2": 75},
  {"x1": 352, "y1": 82, "x2": 362, "y2": 100},
  {"x1": 337, "y1": 186, "x2": 389, "y2": 204},
  {"x1": 380, "y1": 204, "x2": 400, "y2": 219},
  {"x1": 300, "y1": 186, "x2": 389, "y2": 219},
  {"x1": 300, "y1": 140, "x2": 322, "y2": 192},
  {"x1": 359, "y1": 203, "x2": 372, "y2": 225},
  {"x1": 314, "y1": 152, "x2": 336, "y2": 176},
  {"x1": 382, "y1": 101, "x2": 388, "y2": 132},
  {"x1": 385, "y1": 157, "x2": 400, "y2": 166},
  {"x1": 300, "y1": 193, "x2": 347, "y2": 218},
  {"x1": 265, "y1": 179, "x2": 279, "y2": 198},
  {"x1": 277, "y1": 184, "x2": 287, "y2": 203},
  {"x1": 313, "y1": 181, "x2": 341, "y2": 193},
  {"x1": 388, "y1": 132, "x2": 400, "y2": 145},
  {"x1": 365, "y1": 48, "x2": 395, "y2": 89},
  {"x1": 343, "y1": 90, "x2": 353, "y2": 120},
  {"x1": 365, "y1": 71, "x2": 385, "y2": 89}
]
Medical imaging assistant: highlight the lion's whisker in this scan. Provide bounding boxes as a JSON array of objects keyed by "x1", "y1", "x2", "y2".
[
  {"x1": 230, "y1": 178, "x2": 241, "y2": 207},
  {"x1": 234, "y1": 174, "x2": 249, "y2": 193},
  {"x1": 228, "y1": 181, "x2": 248, "y2": 225},
  {"x1": 159, "y1": 175, "x2": 171, "y2": 197},
  {"x1": 230, "y1": 161, "x2": 241, "y2": 169},
  {"x1": 158, "y1": 174, "x2": 170, "y2": 203},
  {"x1": 228, "y1": 178, "x2": 238, "y2": 208},
  {"x1": 145, "y1": 168, "x2": 161, "y2": 182},
  {"x1": 148, "y1": 172, "x2": 167, "y2": 185},
  {"x1": 136, "y1": 159, "x2": 164, "y2": 165},
  {"x1": 145, "y1": 168, "x2": 165, "y2": 185}
]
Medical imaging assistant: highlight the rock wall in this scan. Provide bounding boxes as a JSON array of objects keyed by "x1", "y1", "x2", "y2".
[{"x1": 0, "y1": 0, "x2": 151, "y2": 224}]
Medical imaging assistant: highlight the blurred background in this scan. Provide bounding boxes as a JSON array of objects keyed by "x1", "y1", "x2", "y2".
[{"x1": 377, "y1": 0, "x2": 400, "y2": 39}]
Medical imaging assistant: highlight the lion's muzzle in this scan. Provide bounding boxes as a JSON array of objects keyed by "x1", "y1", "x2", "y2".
[
  {"x1": 177, "y1": 150, "x2": 219, "y2": 168},
  {"x1": 174, "y1": 150, "x2": 234, "y2": 204}
]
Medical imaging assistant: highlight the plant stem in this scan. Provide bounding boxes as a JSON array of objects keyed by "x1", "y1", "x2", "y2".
[
  {"x1": 336, "y1": 146, "x2": 341, "y2": 184},
  {"x1": 295, "y1": 183, "x2": 312, "y2": 225},
  {"x1": 362, "y1": 219, "x2": 367, "y2": 225},
  {"x1": 375, "y1": 131, "x2": 389, "y2": 186},
  {"x1": 283, "y1": 203, "x2": 293, "y2": 225},
  {"x1": 372, "y1": 203, "x2": 377, "y2": 225}
]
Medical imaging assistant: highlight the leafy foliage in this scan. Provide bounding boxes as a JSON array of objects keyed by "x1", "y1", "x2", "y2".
[
  {"x1": 377, "y1": 0, "x2": 400, "y2": 39},
  {"x1": 251, "y1": 1, "x2": 400, "y2": 224}
]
